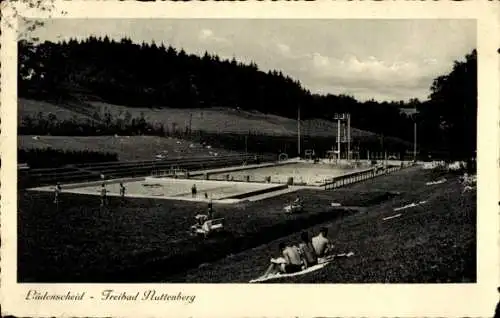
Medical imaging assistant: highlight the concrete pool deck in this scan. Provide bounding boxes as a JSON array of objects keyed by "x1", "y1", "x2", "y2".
[{"x1": 29, "y1": 176, "x2": 290, "y2": 204}]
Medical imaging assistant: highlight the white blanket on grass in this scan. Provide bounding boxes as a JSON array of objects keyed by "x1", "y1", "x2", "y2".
[
  {"x1": 393, "y1": 201, "x2": 427, "y2": 212},
  {"x1": 250, "y1": 253, "x2": 353, "y2": 283},
  {"x1": 426, "y1": 178, "x2": 447, "y2": 186},
  {"x1": 463, "y1": 185, "x2": 476, "y2": 193}
]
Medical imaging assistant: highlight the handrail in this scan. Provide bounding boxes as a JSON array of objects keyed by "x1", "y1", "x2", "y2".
[{"x1": 324, "y1": 165, "x2": 403, "y2": 190}]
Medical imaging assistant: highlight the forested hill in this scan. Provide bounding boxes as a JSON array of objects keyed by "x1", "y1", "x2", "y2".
[
  {"x1": 18, "y1": 37, "x2": 414, "y2": 140},
  {"x1": 18, "y1": 37, "x2": 477, "y2": 160}
]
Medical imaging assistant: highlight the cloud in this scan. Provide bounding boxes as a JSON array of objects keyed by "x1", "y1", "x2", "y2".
[
  {"x1": 199, "y1": 28, "x2": 214, "y2": 40},
  {"x1": 275, "y1": 50, "x2": 450, "y2": 101},
  {"x1": 311, "y1": 53, "x2": 422, "y2": 82},
  {"x1": 198, "y1": 28, "x2": 228, "y2": 44},
  {"x1": 269, "y1": 42, "x2": 444, "y2": 100},
  {"x1": 276, "y1": 43, "x2": 291, "y2": 56}
]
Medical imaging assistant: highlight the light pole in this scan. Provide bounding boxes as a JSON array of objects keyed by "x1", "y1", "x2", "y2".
[
  {"x1": 189, "y1": 112, "x2": 193, "y2": 135},
  {"x1": 413, "y1": 118, "x2": 417, "y2": 162},
  {"x1": 347, "y1": 113, "x2": 351, "y2": 161},
  {"x1": 337, "y1": 117, "x2": 341, "y2": 161},
  {"x1": 245, "y1": 135, "x2": 248, "y2": 155},
  {"x1": 297, "y1": 106, "x2": 301, "y2": 157}
]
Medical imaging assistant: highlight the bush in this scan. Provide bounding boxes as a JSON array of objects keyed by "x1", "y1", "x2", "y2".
[{"x1": 18, "y1": 148, "x2": 118, "y2": 168}]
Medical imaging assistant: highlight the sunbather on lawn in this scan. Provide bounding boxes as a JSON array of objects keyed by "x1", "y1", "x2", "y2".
[
  {"x1": 262, "y1": 242, "x2": 303, "y2": 277},
  {"x1": 298, "y1": 231, "x2": 318, "y2": 268}
]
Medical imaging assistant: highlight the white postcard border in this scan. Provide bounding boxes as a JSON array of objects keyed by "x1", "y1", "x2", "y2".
[{"x1": 1, "y1": 1, "x2": 499, "y2": 317}]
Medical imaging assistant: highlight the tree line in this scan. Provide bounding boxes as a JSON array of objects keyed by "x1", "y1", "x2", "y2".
[{"x1": 18, "y1": 36, "x2": 477, "y2": 161}]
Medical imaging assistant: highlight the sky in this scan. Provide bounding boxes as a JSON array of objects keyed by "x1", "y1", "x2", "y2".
[{"x1": 26, "y1": 19, "x2": 476, "y2": 102}]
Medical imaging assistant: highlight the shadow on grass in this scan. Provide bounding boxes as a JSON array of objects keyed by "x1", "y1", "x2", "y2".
[
  {"x1": 26, "y1": 208, "x2": 359, "y2": 283},
  {"x1": 342, "y1": 191, "x2": 400, "y2": 207}
]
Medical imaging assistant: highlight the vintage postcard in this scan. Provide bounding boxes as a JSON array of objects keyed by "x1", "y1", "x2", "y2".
[{"x1": 1, "y1": 1, "x2": 499, "y2": 317}]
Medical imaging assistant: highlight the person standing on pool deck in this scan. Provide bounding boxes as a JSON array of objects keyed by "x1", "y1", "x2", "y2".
[
  {"x1": 54, "y1": 182, "x2": 62, "y2": 204},
  {"x1": 100, "y1": 183, "x2": 107, "y2": 207},
  {"x1": 191, "y1": 184, "x2": 197, "y2": 198},
  {"x1": 119, "y1": 182, "x2": 126, "y2": 200}
]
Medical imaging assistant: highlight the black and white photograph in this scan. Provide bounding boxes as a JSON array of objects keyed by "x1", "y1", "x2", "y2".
[
  {"x1": 15, "y1": 17, "x2": 479, "y2": 283},
  {"x1": 2, "y1": 1, "x2": 499, "y2": 317}
]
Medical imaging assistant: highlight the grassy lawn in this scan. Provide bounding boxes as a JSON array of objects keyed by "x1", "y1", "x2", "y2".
[
  {"x1": 169, "y1": 169, "x2": 476, "y2": 283},
  {"x1": 18, "y1": 167, "x2": 475, "y2": 283}
]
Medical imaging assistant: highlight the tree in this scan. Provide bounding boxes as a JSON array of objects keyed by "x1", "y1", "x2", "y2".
[{"x1": 427, "y1": 50, "x2": 477, "y2": 161}]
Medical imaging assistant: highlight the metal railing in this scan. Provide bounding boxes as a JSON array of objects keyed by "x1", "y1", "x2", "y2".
[{"x1": 323, "y1": 165, "x2": 402, "y2": 190}]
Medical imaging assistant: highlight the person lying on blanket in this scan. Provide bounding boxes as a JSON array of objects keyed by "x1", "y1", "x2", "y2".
[
  {"x1": 262, "y1": 242, "x2": 303, "y2": 277},
  {"x1": 298, "y1": 231, "x2": 318, "y2": 268},
  {"x1": 312, "y1": 227, "x2": 334, "y2": 259}
]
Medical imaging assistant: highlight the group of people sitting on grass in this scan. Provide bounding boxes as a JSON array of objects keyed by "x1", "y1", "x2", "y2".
[{"x1": 262, "y1": 227, "x2": 334, "y2": 277}]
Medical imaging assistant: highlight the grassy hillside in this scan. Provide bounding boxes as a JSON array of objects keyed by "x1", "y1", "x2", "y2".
[
  {"x1": 19, "y1": 98, "x2": 96, "y2": 122},
  {"x1": 19, "y1": 98, "x2": 413, "y2": 161},
  {"x1": 18, "y1": 98, "x2": 376, "y2": 138},
  {"x1": 19, "y1": 135, "x2": 238, "y2": 161}
]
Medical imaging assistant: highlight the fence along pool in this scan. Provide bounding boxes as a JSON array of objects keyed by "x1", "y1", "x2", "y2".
[{"x1": 323, "y1": 164, "x2": 406, "y2": 190}]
